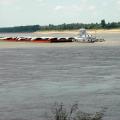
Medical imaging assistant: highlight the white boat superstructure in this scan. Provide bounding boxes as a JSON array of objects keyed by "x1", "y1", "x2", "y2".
[{"x1": 74, "y1": 29, "x2": 104, "y2": 43}]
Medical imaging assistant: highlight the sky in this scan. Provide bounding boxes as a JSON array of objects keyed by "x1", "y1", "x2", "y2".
[{"x1": 0, "y1": 0, "x2": 120, "y2": 27}]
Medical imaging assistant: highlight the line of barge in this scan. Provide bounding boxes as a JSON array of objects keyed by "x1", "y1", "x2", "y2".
[{"x1": 0, "y1": 29, "x2": 105, "y2": 43}]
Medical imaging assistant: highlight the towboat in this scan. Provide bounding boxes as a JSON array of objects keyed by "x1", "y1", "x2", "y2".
[{"x1": 74, "y1": 29, "x2": 105, "y2": 43}]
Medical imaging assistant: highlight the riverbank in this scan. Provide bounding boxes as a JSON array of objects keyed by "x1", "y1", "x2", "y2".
[{"x1": 34, "y1": 29, "x2": 120, "y2": 35}]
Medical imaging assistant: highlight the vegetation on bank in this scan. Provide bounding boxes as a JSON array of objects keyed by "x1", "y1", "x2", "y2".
[
  {"x1": 0, "y1": 20, "x2": 120, "y2": 33},
  {"x1": 0, "y1": 25, "x2": 40, "y2": 33},
  {"x1": 47, "y1": 103, "x2": 107, "y2": 120}
]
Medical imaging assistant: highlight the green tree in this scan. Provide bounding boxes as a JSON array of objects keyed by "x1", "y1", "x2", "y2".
[{"x1": 101, "y1": 19, "x2": 106, "y2": 28}]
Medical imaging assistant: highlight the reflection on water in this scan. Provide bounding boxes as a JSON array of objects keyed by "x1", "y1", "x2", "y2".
[{"x1": 0, "y1": 33, "x2": 120, "y2": 120}]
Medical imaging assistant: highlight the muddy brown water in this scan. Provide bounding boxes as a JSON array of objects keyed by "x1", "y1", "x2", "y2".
[{"x1": 0, "y1": 33, "x2": 120, "y2": 120}]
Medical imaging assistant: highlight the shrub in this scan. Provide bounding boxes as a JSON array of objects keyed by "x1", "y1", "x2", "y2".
[{"x1": 49, "y1": 103, "x2": 106, "y2": 120}]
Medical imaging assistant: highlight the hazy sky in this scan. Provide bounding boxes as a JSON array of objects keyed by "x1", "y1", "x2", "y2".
[{"x1": 0, "y1": 0, "x2": 120, "y2": 27}]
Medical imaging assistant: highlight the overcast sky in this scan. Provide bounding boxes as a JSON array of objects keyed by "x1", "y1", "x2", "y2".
[{"x1": 0, "y1": 0, "x2": 120, "y2": 27}]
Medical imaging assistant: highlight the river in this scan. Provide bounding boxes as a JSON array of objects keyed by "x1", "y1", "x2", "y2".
[{"x1": 0, "y1": 33, "x2": 120, "y2": 120}]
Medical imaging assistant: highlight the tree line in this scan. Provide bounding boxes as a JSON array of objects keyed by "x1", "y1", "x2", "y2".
[
  {"x1": 0, "y1": 25, "x2": 40, "y2": 33},
  {"x1": 0, "y1": 20, "x2": 120, "y2": 33}
]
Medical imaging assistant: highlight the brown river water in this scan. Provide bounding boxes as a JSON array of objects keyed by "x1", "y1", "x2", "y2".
[{"x1": 0, "y1": 32, "x2": 120, "y2": 120}]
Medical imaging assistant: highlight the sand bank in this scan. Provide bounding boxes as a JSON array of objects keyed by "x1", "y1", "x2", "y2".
[
  {"x1": 34, "y1": 29, "x2": 120, "y2": 35},
  {"x1": 0, "y1": 40, "x2": 120, "y2": 49}
]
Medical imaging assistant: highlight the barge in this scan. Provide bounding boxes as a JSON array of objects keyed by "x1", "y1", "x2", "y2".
[
  {"x1": 50, "y1": 37, "x2": 73, "y2": 43},
  {"x1": 0, "y1": 29, "x2": 105, "y2": 43},
  {"x1": 31, "y1": 37, "x2": 51, "y2": 43}
]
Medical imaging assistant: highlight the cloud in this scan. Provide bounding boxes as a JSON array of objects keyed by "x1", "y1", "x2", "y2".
[
  {"x1": 54, "y1": 3, "x2": 96, "y2": 14},
  {"x1": 36, "y1": 0, "x2": 44, "y2": 3},
  {"x1": 88, "y1": 5, "x2": 96, "y2": 11},
  {"x1": 54, "y1": 5, "x2": 64, "y2": 10},
  {"x1": 102, "y1": 2, "x2": 108, "y2": 7},
  {"x1": 0, "y1": 0, "x2": 19, "y2": 6},
  {"x1": 35, "y1": 0, "x2": 47, "y2": 6},
  {"x1": 116, "y1": 0, "x2": 120, "y2": 11},
  {"x1": 117, "y1": 0, "x2": 120, "y2": 4}
]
